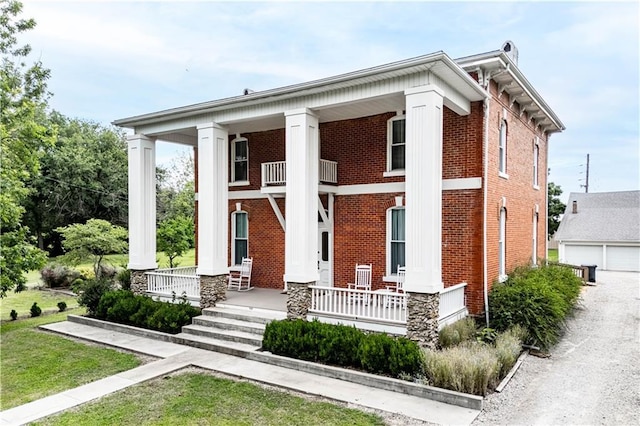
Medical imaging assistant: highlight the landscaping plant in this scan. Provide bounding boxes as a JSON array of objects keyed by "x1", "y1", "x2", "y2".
[
  {"x1": 57, "y1": 301, "x2": 67, "y2": 312},
  {"x1": 29, "y1": 302, "x2": 42, "y2": 317},
  {"x1": 10, "y1": 309, "x2": 18, "y2": 320},
  {"x1": 439, "y1": 316, "x2": 476, "y2": 348}
]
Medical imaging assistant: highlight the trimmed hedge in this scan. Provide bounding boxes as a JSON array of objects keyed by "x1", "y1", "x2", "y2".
[
  {"x1": 262, "y1": 319, "x2": 422, "y2": 378},
  {"x1": 489, "y1": 263, "x2": 582, "y2": 350},
  {"x1": 95, "y1": 290, "x2": 200, "y2": 334}
]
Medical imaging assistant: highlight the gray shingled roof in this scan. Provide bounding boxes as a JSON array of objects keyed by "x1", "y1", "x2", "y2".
[{"x1": 555, "y1": 191, "x2": 640, "y2": 242}]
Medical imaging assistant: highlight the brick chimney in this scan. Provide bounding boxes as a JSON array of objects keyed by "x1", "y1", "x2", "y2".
[{"x1": 572, "y1": 200, "x2": 578, "y2": 214}]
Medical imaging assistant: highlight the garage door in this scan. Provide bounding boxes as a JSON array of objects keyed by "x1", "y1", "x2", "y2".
[
  {"x1": 564, "y1": 245, "x2": 603, "y2": 267},
  {"x1": 606, "y1": 246, "x2": 640, "y2": 272}
]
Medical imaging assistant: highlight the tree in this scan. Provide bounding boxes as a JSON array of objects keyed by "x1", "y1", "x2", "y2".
[
  {"x1": 57, "y1": 219, "x2": 128, "y2": 277},
  {"x1": 23, "y1": 111, "x2": 128, "y2": 253},
  {"x1": 0, "y1": 0, "x2": 53, "y2": 296},
  {"x1": 157, "y1": 152, "x2": 195, "y2": 224},
  {"x1": 157, "y1": 216, "x2": 195, "y2": 268},
  {"x1": 548, "y1": 182, "x2": 566, "y2": 239}
]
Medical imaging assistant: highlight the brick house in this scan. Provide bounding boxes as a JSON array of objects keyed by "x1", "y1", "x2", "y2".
[{"x1": 115, "y1": 42, "x2": 564, "y2": 346}]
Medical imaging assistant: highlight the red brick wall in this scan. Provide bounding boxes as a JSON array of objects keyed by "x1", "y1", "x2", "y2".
[{"x1": 484, "y1": 80, "x2": 549, "y2": 295}]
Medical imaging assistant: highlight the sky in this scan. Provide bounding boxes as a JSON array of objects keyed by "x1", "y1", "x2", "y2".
[{"x1": 19, "y1": 0, "x2": 640, "y2": 204}]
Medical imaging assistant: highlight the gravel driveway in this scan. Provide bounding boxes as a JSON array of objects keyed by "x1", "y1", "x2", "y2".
[{"x1": 473, "y1": 270, "x2": 640, "y2": 426}]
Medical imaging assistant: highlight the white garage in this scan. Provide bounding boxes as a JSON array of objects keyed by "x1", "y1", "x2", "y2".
[{"x1": 555, "y1": 191, "x2": 640, "y2": 273}]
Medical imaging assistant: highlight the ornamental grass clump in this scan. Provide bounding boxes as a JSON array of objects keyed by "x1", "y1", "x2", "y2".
[
  {"x1": 494, "y1": 325, "x2": 527, "y2": 377},
  {"x1": 439, "y1": 316, "x2": 477, "y2": 348}
]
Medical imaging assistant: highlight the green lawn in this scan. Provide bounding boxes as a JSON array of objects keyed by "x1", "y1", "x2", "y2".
[
  {"x1": 0, "y1": 312, "x2": 141, "y2": 410},
  {"x1": 548, "y1": 248, "x2": 558, "y2": 262},
  {"x1": 0, "y1": 287, "x2": 79, "y2": 320},
  {"x1": 34, "y1": 371, "x2": 384, "y2": 426}
]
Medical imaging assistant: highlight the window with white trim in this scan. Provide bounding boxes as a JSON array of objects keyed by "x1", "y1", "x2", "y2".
[
  {"x1": 532, "y1": 212, "x2": 538, "y2": 265},
  {"x1": 387, "y1": 116, "x2": 406, "y2": 172},
  {"x1": 387, "y1": 207, "x2": 405, "y2": 275},
  {"x1": 499, "y1": 121, "x2": 507, "y2": 175},
  {"x1": 499, "y1": 207, "x2": 507, "y2": 280},
  {"x1": 533, "y1": 139, "x2": 539, "y2": 188},
  {"x1": 231, "y1": 137, "x2": 248, "y2": 182},
  {"x1": 232, "y1": 211, "x2": 248, "y2": 265}
]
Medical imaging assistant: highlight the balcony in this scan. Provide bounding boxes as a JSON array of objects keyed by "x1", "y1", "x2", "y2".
[{"x1": 261, "y1": 159, "x2": 338, "y2": 187}]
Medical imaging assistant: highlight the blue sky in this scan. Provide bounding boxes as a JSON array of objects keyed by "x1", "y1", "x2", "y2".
[{"x1": 21, "y1": 0, "x2": 639, "y2": 203}]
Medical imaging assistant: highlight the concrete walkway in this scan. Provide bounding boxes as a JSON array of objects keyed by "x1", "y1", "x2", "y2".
[{"x1": 1, "y1": 321, "x2": 480, "y2": 426}]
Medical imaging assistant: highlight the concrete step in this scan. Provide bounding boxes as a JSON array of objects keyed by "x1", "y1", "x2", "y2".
[
  {"x1": 202, "y1": 305, "x2": 286, "y2": 325},
  {"x1": 191, "y1": 315, "x2": 266, "y2": 335},
  {"x1": 181, "y1": 324, "x2": 263, "y2": 347},
  {"x1": 174, "y1": 332, "x2": 259, "y2": 356}
]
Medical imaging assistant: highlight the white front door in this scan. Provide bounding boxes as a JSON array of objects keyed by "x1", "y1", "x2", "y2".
[{"x1": 318, "y1": 228, "x2": 330, "y2": 287}]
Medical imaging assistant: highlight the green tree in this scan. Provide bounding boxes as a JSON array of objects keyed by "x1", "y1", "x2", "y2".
[
  {"x1": 23, "y1": 111, "x2": 128, "y2": 253},
  {"x1": 548, "y1": 182, "x2": 565, "y2": 238},
  {"x1": 57, "y1": 219, "x2": 128, "y2": 277},
  {"x1": 157, "y1": 152, "x2": 195, "y2": 224},
  {"x1": 157, "y1": 216, "x2": 195, "y2": 268},
  {"x1": 0, "y1": 0, "x2": 53, "y2": 296}
]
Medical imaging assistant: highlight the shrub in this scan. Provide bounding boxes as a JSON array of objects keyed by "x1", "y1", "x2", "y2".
[
  {"x1": 439, "y1": 317, "x2": 477, "y2": 348},
  {"x1": 75, "y1": 266, "x2": 95, "y2": 281},
  {"x1": 494, "y1": 325, "x2": 526, "y2": 377},
  {"x1": 57, "y1": 301, "x2": 67, "y2": 312},
  {"x1": 40, "y1": 263, "x2": 81, "y2": 288},
  {"x1": 30, "y1": 302, "x2": 42, "y2": 317},
  {"x1": 489, "y1": 263, "x2": 582, "y2": 350},
  {"x1": 95, "y1": 290, "x2": 200, "y2": 334},
  {"x1": 77, "y1": 278, "x2": 115, "y2": 316},
  {"x1": 10, "y1": 309, "x2": 18, "y2": 321},
  {"x1": 262, "y1": 320, "x2": 422, "y2": 379},
  {"x1": 116, "y1": 268, "x2": 132, "y2": 291}
]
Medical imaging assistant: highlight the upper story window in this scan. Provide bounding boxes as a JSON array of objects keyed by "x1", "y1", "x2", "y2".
[
  {"x1": 232, "y1": 211, "x2": 248, "y2": 265},
  {"x1": 533, "y1": 138, "x2": 540, "y2": 188},
  {"x1": 387, "y1": 115, "x2": 406, "y2": 172},
  {"x1": 499, "y1": 120, "x2": 507, "y2": 176},
  {"x1": 231, "y1": 137, "x2": 248, "y2": 183},
  {"x1": 387, "y1": 206, "x2": 405, "y2": 276}
]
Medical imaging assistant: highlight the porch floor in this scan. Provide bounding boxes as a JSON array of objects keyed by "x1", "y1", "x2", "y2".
[{"x1": 222, "y1": 288, "x2": 287, "y2": 312}]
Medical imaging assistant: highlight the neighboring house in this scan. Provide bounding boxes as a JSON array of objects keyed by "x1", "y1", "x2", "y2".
[
  {"x1": 556, "y1": 191, "x2": 640, "y2": 272},
  {"x1": 115, "y1": 41, "x2": 564, "y2": 346}
]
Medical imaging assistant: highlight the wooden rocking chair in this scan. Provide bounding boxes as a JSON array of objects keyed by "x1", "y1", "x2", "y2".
[
  {"x1": 228, "y1": 257, "x2": 254, "y2": 291},
  {"x1": 347, "y1": 263, "x2": 372, "y2": 303}
]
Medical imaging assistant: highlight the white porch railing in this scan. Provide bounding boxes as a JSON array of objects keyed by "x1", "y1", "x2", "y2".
[
  {"x1": 146, "y1": 267, "x2": 200, "y2": 299},
  {"x1": 261, "y1": 159, "x2": 338, "y2": 187},
  {"x1": 310, "y1": 286, "x2": 407, "y2": 324},
  {"x1": 309, "y1": 282, "x2": 468, "y2": 326}
]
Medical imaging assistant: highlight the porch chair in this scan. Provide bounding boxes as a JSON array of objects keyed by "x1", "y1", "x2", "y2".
[
  {"x1": 347, "y1": 264, "x2": 372, "y2": 303},
  {"x1": 386, "y1": 265, "x2": 406, "y2": 293},
  {"x1": 228, "y1": 257, "x2": 254, "y2": 291}
]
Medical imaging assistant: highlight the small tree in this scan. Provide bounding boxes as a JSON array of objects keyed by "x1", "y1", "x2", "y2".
[
  {"x1": 157, "y1": 216, "x2": 194, "y2": 268},
  {"x1": 57, "y1": 219, "x2": 127, "y2": 277},
  {"x1": 548, "y1": 182, "x2": 566, "y2": 239}
]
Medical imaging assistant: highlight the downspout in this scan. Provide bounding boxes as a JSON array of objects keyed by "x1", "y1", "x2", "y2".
[{"x1": 481, "y1": 69, "x2": 492, "y2": 328}]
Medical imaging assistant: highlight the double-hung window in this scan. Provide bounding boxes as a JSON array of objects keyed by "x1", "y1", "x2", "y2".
[
  {"x1": 387, "y1": 116, "x2": 406, "y2": 172},
  {"x1": 533, "y1": 138, "x2": 539, "y2": 188},
  {"x1": 231, "y1": 137, "x2": 249, "y2": 183},
  {"x1": 387, "y1": 207, "x2": 405, "y2": 275},
  {"x1": 232, "y1": 211, "x2": 248, "y2": 265},
  {"x1": 499, "y1": 121, "x2": 507, "y2": 176},
  {"x1": 499, "y1": 207, "x2": 507, "y2": 281}
]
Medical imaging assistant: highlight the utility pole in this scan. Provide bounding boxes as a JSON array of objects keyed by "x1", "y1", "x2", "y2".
[{"x1": 580, "y1": 153, "x2": 590, "y2": 193}]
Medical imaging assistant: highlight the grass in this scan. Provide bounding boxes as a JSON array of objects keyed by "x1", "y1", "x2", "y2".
[
  {"x1": 34, "y1": 371, "x2": 384, "y2": 426},
  {"x1": 548, "y1": 248, "x2": 558, "y2": 262},
  {"x1": 49, "y1": 248, "x2": 196, "y2": 271},
  {"x1": 0, "y1": 312, "x2": 141, "y2": 410},
  {"x1": 0, "y1": 287, "x2": 78, "y2": 320}
]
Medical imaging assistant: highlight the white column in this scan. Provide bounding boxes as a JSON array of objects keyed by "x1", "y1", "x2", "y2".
[
  {"x1": 404, "y1": 85, "x2": 445, "y2": 294},
  {"x1": 284, "y1": 108, "x2": 319, "y2": 283},
  {"x1": 127, "y1": 134, "x2": 157, "y2": 270},
  {"x1": 196, "y1": 122, "x2": 229, "y2": 276}
]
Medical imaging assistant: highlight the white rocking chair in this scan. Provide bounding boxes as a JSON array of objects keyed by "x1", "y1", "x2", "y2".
[
  {"x1": 347, "y1": 263, "x2": 372, "y2": 304},
  {"x1": 228, "y1": 257, "x2": 253, "y2": 291}
]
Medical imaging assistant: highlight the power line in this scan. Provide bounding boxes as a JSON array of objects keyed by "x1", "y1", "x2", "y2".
[{"x1": 41, "y1": 176, "x2": 128, "y2": 201}]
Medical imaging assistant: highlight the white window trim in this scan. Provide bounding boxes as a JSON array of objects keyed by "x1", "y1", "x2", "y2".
[
  {"x1": 231, "y1": 210, "x2": 248, "y2": 265},
  {"x1": 499, "y1": 207, "x2": 507, "y2": 280},
  {"x1": 532, "y1": 211, "x2": 538, "y2": 265},
  {"x1": 386, "y1": 115, "x2": 406, "y2": 174},
  {"x1": 533, "y1": 138, "x2": 540, "y2": 189},
  {"x1": 499, "y1": 120, "x2": 507, "y2": 175},
  {"x1": 386, "y1": 206, "x2": 405, "y2": 277},
  {"x1": 231, "y1": 137, "x2": 249, "y2": 183}
]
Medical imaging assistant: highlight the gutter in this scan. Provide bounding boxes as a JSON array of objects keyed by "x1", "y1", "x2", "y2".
[{"x1": 481, "y1": 69, "x2": 491, "y2": 328}]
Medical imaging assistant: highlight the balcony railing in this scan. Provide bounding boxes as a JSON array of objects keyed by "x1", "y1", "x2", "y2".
[{"x1": 261, "y1": 159, "x2": 338, "y2": 187}]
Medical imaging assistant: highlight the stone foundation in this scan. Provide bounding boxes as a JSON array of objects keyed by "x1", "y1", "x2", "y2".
[
  {"x1": 286, "y1": 282, "x2": 313, "y2": 320},
  {"x1": 200, "y1": 274, "x2": 227, "y2": 309},
  {"x1": 130, "y1": 270, "x2": 151, "y2": 295},
  {"x1": 406, "y1": 292, "x2": 440, "y2": 350}
]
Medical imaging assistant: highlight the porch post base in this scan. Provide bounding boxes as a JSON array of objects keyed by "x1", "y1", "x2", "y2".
[
  {"x1": 200, "y1": 274, "x2": 227, "y2": 309},
  {"x1": 130, "y1": 270, "x2": 152, "y2": 296},
  {"x1": 406, "y1": 292, "x2": 440, "y2": 350},
  {"x1": 286, "y1": 282, "x2": 313, "y2": 320}
]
